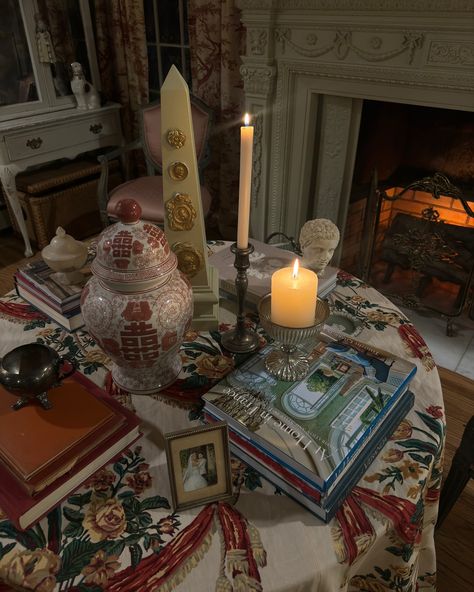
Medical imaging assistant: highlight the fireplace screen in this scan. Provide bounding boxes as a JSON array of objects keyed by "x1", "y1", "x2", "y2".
[{"x1": 360, "y1": 172, "x2": 474, "y2": 335}]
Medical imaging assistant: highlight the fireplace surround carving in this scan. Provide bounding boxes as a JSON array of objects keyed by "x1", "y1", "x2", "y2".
[{"x1": 238, "y1": 0, "x2": 474, "y2": 263}]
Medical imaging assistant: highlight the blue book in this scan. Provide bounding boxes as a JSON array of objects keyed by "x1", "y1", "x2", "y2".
[
  {"x1": 206, "y1": 390, "x2": 414, "y2": 521},
  {"x1": 202, "y1": 338, "x2": 417, "y2": 495}
]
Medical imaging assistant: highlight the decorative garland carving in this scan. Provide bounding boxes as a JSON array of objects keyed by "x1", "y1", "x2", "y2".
[
  {"x1": 249, "y1": 29, "x2": 268, "y2": 55},
  {"x1": 275, "y1": 28, "x2": 424, "y2": 64},
  {"x1": 168, "y1": 161, "x2": 189, "y2": 181},
  {"x1": 428, "y1": 41, "x2": 474, "y2": 65},
  {"x1": 172, "y1": 242, "x2": 204, "y2": 278},
  {"x1": 165, "y1": 193, "x2": 197, "y2": 231},
  {"x1": 167, "y1": 129, "x2": 186, "y2": 149},
  {"x1": 240, "y1": 65, "x2": 277, "y2": 96},
  {"x1": 276, "y1": 60, "x2": 473, "y2": 92},
  {"x1": 238, "y1": 0, "x2": 474, "y2": 11}
]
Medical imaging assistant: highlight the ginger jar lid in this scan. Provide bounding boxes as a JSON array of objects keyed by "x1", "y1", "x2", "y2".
[{"x1": 91, "y1": 199, "x2": 177, "y2": 285}]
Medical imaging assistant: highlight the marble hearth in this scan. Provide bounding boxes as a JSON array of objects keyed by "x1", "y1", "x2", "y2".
[{"x1": 238, "y1": 0, "x2": 474, "y2": 262}]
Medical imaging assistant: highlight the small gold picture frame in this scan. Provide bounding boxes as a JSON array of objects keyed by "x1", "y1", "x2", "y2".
[{"x1": 164, "y1": 422, "x2": 233, "y2": 511}]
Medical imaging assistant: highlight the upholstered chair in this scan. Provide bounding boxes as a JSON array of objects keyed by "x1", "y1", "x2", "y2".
[{"x1": 97, "y1": 96, "x2": 213, "y2": 227}]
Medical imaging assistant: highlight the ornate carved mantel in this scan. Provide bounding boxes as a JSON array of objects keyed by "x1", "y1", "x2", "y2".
[{"x1": 237, "y1": 0, "x2": 474, "y2": 255}]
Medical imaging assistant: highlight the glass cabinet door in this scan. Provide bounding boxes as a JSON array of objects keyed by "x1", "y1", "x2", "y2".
[
  {"x1": 0, "y1": 0, "x2": 100, "y2": 122},
  {"x1": 36, "y1": 0, "x2": 93, "y2": 99},
  {"x1": 0, "y1": 1, "x2": 40, "y2": 108}
]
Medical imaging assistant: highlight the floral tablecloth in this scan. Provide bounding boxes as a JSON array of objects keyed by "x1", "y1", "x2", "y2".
[{"x1": 0, "y1": 254, "x2": 444, "y2": 592}]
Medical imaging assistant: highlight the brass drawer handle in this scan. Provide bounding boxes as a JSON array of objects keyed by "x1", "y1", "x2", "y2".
[
  {"x1": 26, "y1": 137, "x2": 43, "y2": 150},
  {"x1": 89, "y1": 123, "x2": 103, "y2": 134}
]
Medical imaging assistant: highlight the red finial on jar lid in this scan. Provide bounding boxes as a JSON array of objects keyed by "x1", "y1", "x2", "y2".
[{"x1": 115, "y1": 199, "x2": 142, "y2": 224}]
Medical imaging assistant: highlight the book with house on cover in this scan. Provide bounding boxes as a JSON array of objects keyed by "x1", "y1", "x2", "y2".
[
  {"x1": 0, "y1": 373, "x2": 127, "y2": 494},
  {"x1": 14, "y1": 271, "x2": 80, "y2": 314},
  {"x1": 15, "y1": 258, "x2": 90, "y2": 309},
  {"x1": 208, "y1": 239, "x2": 338, "y2": 307},
  {"x1": 14, "y1": 279, "x2": 84, "y2": 331},
  {"x1": 0, "y1": 374, "x2": 141, "y2": 531},
  {"x1": 229, "y1": 391, "x2": 414, "y2": 522},
  {"x1": 202, "y1": 338, "x2": 417, "y2": 494},
  {"x1": 205, "y1": 389, "x2": 414, "y2": 520}
]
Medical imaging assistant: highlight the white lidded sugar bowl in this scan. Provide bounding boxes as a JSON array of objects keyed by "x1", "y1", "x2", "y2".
[
  {"x1": 81, "y1": 199, "x2": 193, "y2": 394},
  {"x1": 41, "y1": 226, "x2": 88, "y2": 286}
]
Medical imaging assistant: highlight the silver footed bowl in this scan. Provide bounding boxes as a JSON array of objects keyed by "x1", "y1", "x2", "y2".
[
  {"x1": 258, "y1": 293, "x2": 330, "y2": 381},
  {"x1": 0, "y1": 343, "x2": 75, "y2": 410}
]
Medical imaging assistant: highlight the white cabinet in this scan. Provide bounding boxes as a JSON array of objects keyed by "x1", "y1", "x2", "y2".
[
  {"x1": 0, "y1": 0, "x2": 100, "y2": 122},
  {"x1": 0, "y1": 0, "x2": 123, "y2": 255}
]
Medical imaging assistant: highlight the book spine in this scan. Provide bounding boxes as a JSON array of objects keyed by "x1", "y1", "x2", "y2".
[
  {"x1": 15, "y1": 278, "x2": 80, "y2": 315},
  {"x1": 16, "y1": 269, "x2": 81, "y2": 304},
  {"x1": 15, "y1": 283, "x2": 84, "y2": 332},
  {"x1": 228, "y1": 442, "x2": 328, "y2": 522}
]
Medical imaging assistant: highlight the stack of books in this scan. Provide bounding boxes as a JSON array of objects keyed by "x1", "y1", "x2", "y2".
[
  {"x1": 208, "y1": 239, "x2": 338, "y2": 309},
  {"x1": 14, "y1": 259, "x2": 89, "y2": 331},
  {"x1": 0, "y1": 373, "x2": 141, "y2": 530},
  {"x1": 202, "y1": 336, "x2": 416, "y2": 521}
]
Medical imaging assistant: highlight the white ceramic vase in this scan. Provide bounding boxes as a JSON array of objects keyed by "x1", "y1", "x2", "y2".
[{"x1": 81, "y1": 199, "x2": 193, "y2": 394}]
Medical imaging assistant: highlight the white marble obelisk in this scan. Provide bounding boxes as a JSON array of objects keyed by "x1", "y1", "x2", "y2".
[{"x1": 160, "y1": 66, "x2": 219, "y2": 330}]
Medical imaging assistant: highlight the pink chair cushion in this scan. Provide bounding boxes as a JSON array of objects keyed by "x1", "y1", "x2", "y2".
[{"x1": 107, "y1": 176, "x2": 213, "y2": 223}]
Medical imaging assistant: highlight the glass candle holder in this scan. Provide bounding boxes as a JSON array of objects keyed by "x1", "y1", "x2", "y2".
[{"x1": 258, "y1": 293, "x2": 330, "y2": 381}]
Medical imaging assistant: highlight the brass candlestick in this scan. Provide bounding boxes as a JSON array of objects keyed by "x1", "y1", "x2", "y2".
[{"x1": 221, "y1": 243, "x2": 259, "y2": 353}]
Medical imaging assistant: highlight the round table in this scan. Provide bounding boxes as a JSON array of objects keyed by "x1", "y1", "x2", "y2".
[{"x1": 0, "y1": 266, "x2": 443, "y2": 592}]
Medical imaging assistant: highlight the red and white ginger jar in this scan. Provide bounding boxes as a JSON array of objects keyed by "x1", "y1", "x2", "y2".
[{"x1": 81, "y1": 199, "x2": 193, "y2": 394}]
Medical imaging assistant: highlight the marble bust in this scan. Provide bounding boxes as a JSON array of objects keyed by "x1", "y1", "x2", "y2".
[{"x1": 299, "y1": 218, "x2": 340, "y2": 275}]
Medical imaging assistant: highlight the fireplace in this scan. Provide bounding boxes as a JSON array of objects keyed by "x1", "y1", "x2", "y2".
[
  {"x1": 337, "y1": 100, "x2": 474, "y2": 332},
  {"x1": 238, "y1": 0, "x2": 474, "y2": 261}
]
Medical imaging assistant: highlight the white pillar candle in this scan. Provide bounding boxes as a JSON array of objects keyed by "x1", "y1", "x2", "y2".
[
  {"x1": 236, "y1": 113, "x2": 254, "y2": 249},
  {"x1": 271, "y1": 259, "x2": 318, "y2": 328}
]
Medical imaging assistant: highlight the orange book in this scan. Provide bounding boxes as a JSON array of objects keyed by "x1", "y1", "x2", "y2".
[{"x1": 0, "y1": 374, "x2": 125, "y2": 493}]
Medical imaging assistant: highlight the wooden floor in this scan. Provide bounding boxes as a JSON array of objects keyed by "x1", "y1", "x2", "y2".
[
  {"x1": 435, "y1": 367, "x2": 474, "y2": 592},
  {"x1": 1, "y1": 232, "x2": 473, "y2": 589}
]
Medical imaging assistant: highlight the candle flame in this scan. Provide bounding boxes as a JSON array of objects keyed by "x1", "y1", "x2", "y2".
[
  {"x1": 244, "y1": 113, "x2": 251, "y2": 126},
  {"x1": 292, "y1": 259, "x2": 299, "y2": 279}
]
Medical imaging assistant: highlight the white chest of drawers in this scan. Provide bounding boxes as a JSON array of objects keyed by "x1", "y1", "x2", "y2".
[{"x1": 0, "y1": 104, "x2": 123, "y2": 256}]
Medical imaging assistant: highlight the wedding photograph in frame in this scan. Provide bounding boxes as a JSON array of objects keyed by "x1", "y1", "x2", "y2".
[{"x1": 164, "y1": 422, "x2": 233, "y2": 511}]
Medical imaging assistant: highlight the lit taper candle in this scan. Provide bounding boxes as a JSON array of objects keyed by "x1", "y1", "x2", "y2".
[
  {"x1": 271, "y1": 259, "x2": 318, "y2": 327},
  {"x1": 236, "y1": 113, "x2": 254, "y2": 249}
]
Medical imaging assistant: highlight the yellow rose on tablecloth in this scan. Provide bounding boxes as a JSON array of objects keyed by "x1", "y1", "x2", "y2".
[
  {"x1": 0, "y1": 548, "x2": 60, "y2": 592},
  {"x1": 407, "y1": 485, "x2": 421, "y2": 499},
  {"x1": 83, "y1": 497, "x2": 126, "y2": 542},
  {"x1": 390, "y1": 563, "x2": 413, "y2": 579},
  {"x1": 366, "y1": 310, "x2": 386, "y2": 322},
  {"x1": 349, "y1": 576, "x2": 388, "y2": 592},
  {"x1": 389, "y1": 419, "x2": 413, "y2": 440},
  {"x1": 399, "y1": 460, "x2": 423, "y2": 480},
  {"x1": 84, "y1": 349, "x2": 110, "y2": 365},
  {"x1": 381, "y1": 448, "x2": 404, "y2": 463},
  {"x1": 36, "y1": 328, "x2": 55, "y2": 338},
  {"x1": 81, "y1": 550, "x2": 121, "y2": 586},
  {"x1": 196, "y1": 354, "x2": 234, "y2": 379}
]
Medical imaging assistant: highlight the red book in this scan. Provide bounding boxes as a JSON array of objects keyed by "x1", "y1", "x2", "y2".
[
  {"x1": 0, "y1": 374, "x2": 141, "y2": 530},
  {"x1": 0, "y1": 374, "x2": 126, "y2": 493}
]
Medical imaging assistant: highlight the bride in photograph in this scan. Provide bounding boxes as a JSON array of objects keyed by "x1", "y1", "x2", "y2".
[{"x1": 183, "y1": 451, "x2": 208, "y2": 492}]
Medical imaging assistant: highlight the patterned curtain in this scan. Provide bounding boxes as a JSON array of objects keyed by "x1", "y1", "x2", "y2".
[
  {"x1": 188, "y1": 0, "x2": 245, "y2": 239},
  {"x1": 91, "y1": 0, "x2": 149, "y2": 141}
]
